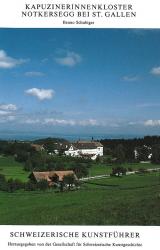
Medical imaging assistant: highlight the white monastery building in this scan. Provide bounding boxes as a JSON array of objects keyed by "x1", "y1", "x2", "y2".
[{"x1": 65, "y1": 140, "x2": 103, "y2": 160}]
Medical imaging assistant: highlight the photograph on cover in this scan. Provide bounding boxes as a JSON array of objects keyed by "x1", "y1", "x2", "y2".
[{"x1": 0, "y1": 28, "x2": 159, "y2": 225}]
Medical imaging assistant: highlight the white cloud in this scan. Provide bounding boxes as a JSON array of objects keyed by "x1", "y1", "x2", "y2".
[
  {"x1": 25, "y1": 71, "x2": 45, "y2": 77},
  {"x1": 7, "y1": 116, "x2": 15, "y2": 121},
  {"x1": 18, "y1": 115, "x2": 100, "y2": 127},
  {"x1": 25, "y1": 88, "x2": 55, "y2": 101},
  {"x1": 0, "y1": 103, "x2": 17, "y2": 123},
  {"x1": 128, "y1": 121, "x2": 143, "y2": 126},
  {"x1": 128, "y1": 119, "x2": 160, "y2": 127},
  {"x1": 0, "y1": 110, "x2": 11, "y2": 115},
  {"x1": 123, "y1": 75, "x2": 139, "y2": 82},
  {"x1": 0, "y1": 104, "x2": 17, "y2": 116},
  {"x1": 78, "y1": 119, "x2": 98, "y2": 126},
  {"x1": 43, "y1": 118, "x2": 121, "y2": 127},
  {"x1": 144, "y1": 119, "x2": 160, "y2": 126},
  {"x1": 44, "y1": 118, "x2": 76, "y2": 126},
  {"x1": 44, "y1": 118, "x2": 98, "y2": 126},
  {"x1": 128, "y1": 121, "x2": 137, "y2": 126},
  {"x1": 55, "y1": 51, "x2": 81, "y2": 67},
  {"x1": 0, "y1": 50, "x2": 26, "y2": 69},
  {"x1": 150, "y1": 66, "x2": 160, "y2": 76},
  {"x1": 0, "y1": 103, "x2": 17, "y2": 111},
  {"x1": 24, "y1": 118, "x2": 40, "y2": 124},
  {"x1": 0, "y1": 115, "x2": 16, "y2": 123}
]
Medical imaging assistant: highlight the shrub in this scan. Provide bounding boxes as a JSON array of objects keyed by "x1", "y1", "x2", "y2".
[
  {"x1": 0, "y1": 175, "x2": 25, "y2": 192},
  {"x1": 13, "y1": 179, "x2": 25, "y2": 189},
  {"x1": 37, "y1": 180, "x2": 49, "y2": 191},
  {"x1": 25, "y1": 181, "x2": 37, "y2": 191},
  {"x1": 0, "y1": 174, "x2": 7, "y2": 191},
  {"x1": 111, "y1": 166, "x2": 127, "y2": 177},
  {"x1": 0, "y1": 174, "x2": 5, "y2": 182},
  {"x1": 128, "y1": 167, "x2": 133, "y2": 172},
  {"x1": 7, "y1": 178, "x2": 17, "y2": 192},
  {"x1": 63, "y1": 174, "x2": 76, "y2": 190},
  {"x1": 24, "y1": 159, "x2": 33, "y2": 171}
]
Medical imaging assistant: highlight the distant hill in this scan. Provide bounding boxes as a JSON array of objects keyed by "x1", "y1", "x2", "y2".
[{"x1": 33, "y1": 137, "x2": 69, "y2": 145}]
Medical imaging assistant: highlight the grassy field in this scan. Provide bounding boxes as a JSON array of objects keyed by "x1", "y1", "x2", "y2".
[
  {"x1": 0, "y1": 155, "x2": 159, "y2": 225},
  {"x1": 123, "y1": 162, "x2": 160, "y2": 170},
  {"x1": 86, "y1": 172, "x2": 160, "y2": 188},
  {"x1": 0, "y1": 155, "x2": 159, "y2": 181},
  {"x1": 0, "y1": 172, "x2": 159, "y2": 225},
  {"x1": 89, "y1": 163, "x2": 112, "y2": 176},
  {"x1": 0, "y1": 155, "x2": 29, "y2": 182},
  {"x1": 89, "y1": 162, "x2": 160, "y2": 176}
]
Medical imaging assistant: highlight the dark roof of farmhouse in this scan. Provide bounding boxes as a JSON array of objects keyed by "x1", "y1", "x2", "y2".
[{"x1": 72, "y1": 141, "x2": 103, "y2": 149}]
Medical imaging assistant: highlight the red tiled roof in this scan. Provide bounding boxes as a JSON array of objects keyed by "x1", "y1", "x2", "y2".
[{"x1": 31, "y1": 170, "x2": 77, "y2": 182}]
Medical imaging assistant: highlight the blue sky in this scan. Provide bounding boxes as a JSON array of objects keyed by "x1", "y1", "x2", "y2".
[{"x1": 0, "y1": 28, "x2": 160, "y2": 137}]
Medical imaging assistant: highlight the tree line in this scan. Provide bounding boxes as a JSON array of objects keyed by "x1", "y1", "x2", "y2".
[
  {"x1": 0, "y1": 173, "x2": 80, "y2": 193},
  {"x1": 101, "y1": 136, "x2": 160, "y2": 163},
  {"x1": 0, "y1": 140, "x2": 92, "y2": 178}
]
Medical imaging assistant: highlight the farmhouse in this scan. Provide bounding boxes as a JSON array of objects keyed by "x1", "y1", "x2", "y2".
[
  {"x1": 65, "y1": 140, "x2": 103, "y2": 160},
  {"x1": 29, "y1": 170, "x2": 78, "y2": 186}
]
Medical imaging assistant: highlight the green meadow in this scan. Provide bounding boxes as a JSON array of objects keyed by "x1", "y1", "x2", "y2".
[
  {"x1": 0, "y1": 173, "x2": 159, "y2": 225},
  {"x1": 89, "y1": 162, "x2": 160, "y2": 177},
  {"x1": 89, "y1": 163, "x2": 112, "y2": 176},
  {"x1": 0, "y1": 155, "x2": 159, "y2": 181},
  {"x1": 0, "y1": 155, "x2": 159, "y2": 225},
  {"x1": 0, "y1": 156, "x2": 28, "y2": 181}
]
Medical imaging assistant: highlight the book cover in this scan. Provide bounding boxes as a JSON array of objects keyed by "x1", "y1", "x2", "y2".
[{"x1": 0, "y1": 0, "x2": 159, "y2": 249}]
